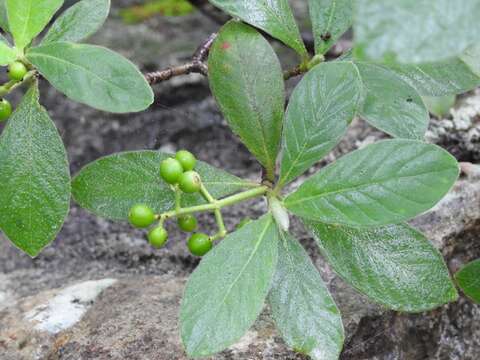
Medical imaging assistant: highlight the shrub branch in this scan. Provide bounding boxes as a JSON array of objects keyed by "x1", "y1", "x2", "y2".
[{"x1": 145, "y1": 33, "x2": 217, "y2": 85}]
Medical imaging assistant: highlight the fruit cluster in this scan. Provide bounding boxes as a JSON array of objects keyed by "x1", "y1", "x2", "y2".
[
  {"x1": 0, "y1": 61, "x2": 29, "y2": 122},
  {"x1": 128, "y1": 150, "x2": 213, "y2": 256}
]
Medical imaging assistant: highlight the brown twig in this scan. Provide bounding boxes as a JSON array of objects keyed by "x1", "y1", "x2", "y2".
[
  {"x1": 145, "y1": 35, "x2": 307, "y2": 85},
  {"x1": 145, "y1": 62, "x2": 207, "y2": 84},
  {"x1": 145, "y1": 27, "x2": 349, "y2": 85},
  {"x1": 145, "y1": 33, "x2": 217, "y2": 85},
  {"x1": 192, "y1": 32, "x2": 217, "y2": 62},
  {"x1": 175, "y1": 2, "x2": 350, "y2": 84}
]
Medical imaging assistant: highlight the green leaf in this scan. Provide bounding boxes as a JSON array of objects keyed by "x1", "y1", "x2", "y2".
[
  {"x1": 279, "y1": 59, "x2": 428, "y2": 173},
  {"x1": 0, "y1": 0, "x2": 9, "y2": 32},
  {"x1": 354, "y1": 0, "x2": 480, "y2": 64},
  {"x1": 27, "y1": 42, "x2": 153, "y2": 113},
  {"x1": 208, "y1": 0, "x2": 307, "y2": 57},
  {"x1": 455, "y1": 259, "x2": 480, "y2": 304},
  {"x1": 386, "y1": 49, "x2": 480, "y2": 96},
  {"x1": 307, "y1": 221, "x2": 458, "y2": 311},
  {"x1": 355, "y1": 62, "x2": 429, "y2": 139},
  {"x1": 423, "y1": 95, "x2": 456, "y2": 118},
  {"x1": 460, "y1": 43, "x2": 480, "y2": 77},
  {"x1": 268, "y1": 232, "x2": 344, "y2": 359},
  {"x1": 279, "y1": 61, "x2": 363, "y2": 186},
  {"x1": 285, "y1": 139, "x2": 459, "y2": 227},
  {"x1": 0, "y1": 38, "x2": 16, "y2": 65},
  {"x1": 0, "y1": 84, "x2": 70, "y2": 257},
  {"x1": 72, "y1": 150, "x2": 253, "y2": 220},
  {"x1": 209, "y1": 21, "x2": 284, "y2": 179},
  {"x1": 6, "y1": 0, "x2": 63, "y2": 49},
  {"x1": 180, "y1": 215, "x2": 279, "y2": 357},
  {"x1": 309, "y1": 0, "x2": 352, "y2": 55},
  {"x1": 42, "y1": 0, "x2": 110, "y2": 44}
]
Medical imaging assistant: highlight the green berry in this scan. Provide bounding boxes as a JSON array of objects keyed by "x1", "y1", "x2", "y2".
[
  {"x1": 178, "y1": 215, "x2": 197, "y2": 232},
  {"x1": 179, "y1": 171, "x2": 201, "y2": 193},
  {"x1": 160, "y1": 158, "x2": 184, "y2": 184},
  {"x1": 148, "y1": 226, "x2": 168, "y2": 248},
  {"x1": 175, "y1": 150, "x2": 197, "y2": 171},
  {"x1": 128, "y1": 204, "x2": 155, "y2": 228},
  {"x1": 8, "y1": 61, "x2": 28, "y2": 81},
  {"x1": 187, "y1": 233, "x2": 212, "y2": 256},
  {"x1": 0, "y1": 99, "x2": 12, "y2": 122}
]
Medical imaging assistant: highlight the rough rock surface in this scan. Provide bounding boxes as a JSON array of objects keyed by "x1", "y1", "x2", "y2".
[
  {"x1": 1, "y1": 1, "x2": 480, "y2": 359},
  {"x1": 427, "y1": 90, "x2": 480, "y2": 163}
]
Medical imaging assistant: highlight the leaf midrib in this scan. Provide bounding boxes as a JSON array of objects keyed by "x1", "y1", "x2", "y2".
[
  {"x1": 17, "y1": 0, "x2": 33, "y2": 47},
  {"x1": 287, "y1": 167, "x2": 454, "y2": 206},
  {"x1": 28, "y1": 47, "x2": 145, "y2": 102},
  {"x1": 325, "y1": 0, "x2": 337, "y2": 36},
  {"x1": 220, "y1": 217, "x2": 271, "y2": 303},
  {"x1": 274, "y1": 233, "x2": 343, "y2": 353},
  {"x1": 237, "y1": 36, "x2": 278, "y2": 173},
  {"x1": 280, "y1": 63, "x2": 359, "y2": 184},
  {"x1": 257, "y1": 0, "x2": 305, "y2": 55},
  {"x1": 194, "y1": 217, "x2": 273, "y2": 352},
  {"x1": 280, "y1": 73, "x2": 322, "y2": 184}
]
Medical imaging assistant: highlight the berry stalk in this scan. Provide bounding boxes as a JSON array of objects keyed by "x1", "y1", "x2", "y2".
[
  {"x1": 0, "y1": 70, "x2": 36, "y2": 97},
  {"x1": 160, "y1": 186, "x2": 269, "y2": 219}
]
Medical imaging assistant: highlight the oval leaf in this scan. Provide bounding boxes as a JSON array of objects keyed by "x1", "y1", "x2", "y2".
[
  {"x1": 455, "y1": 259, "x2": 480, "y2": 304},
  {"x1": 268, "y1": 232, "x2": 344, "y2": 359},
  {"x1": 42, "y1": 0, "x2": 111, "y2": 44},
  {"x1": 209, "y1": 21, "x2": 285, "y2": 179},
  {"x1": 180, "y1": 215, "x2": 279, "y2": 357},
  {"x1": 279, "y1": 61, "x2": 363, "y2": 186},
  {"x1": 6, "y1": 0, "x2": 63, "y2": 49},
  {"x1": 209, "y1": 0, "x2": 306, "y2": 57},
  {"x1": 72, "y1": 150, "x2": 253, "y2": 220},
  {"x1": 355, "y1": 62, "x2": 429, "y2": 139},
  {"x1": 307, "y1": 221, "x2": 458, "y2": 311},
  {"x1": 386, "y1": 49, "x2": 480, "y2": 96},
  {"x1": 0, "y1": 84, "x2": 70, "y2": 257},
  {"x1": 309, "y1": 0, "x2": 353, "y2": 55},
  {"x1": 27, "y1": 42, "x2": 153, "y2": 113},
  {"x1": 285, "y1": 139, "x2": 459, "y2": 227},
  {"x1": 354, "y1": 0, "x2": 480, "y2": 64}
]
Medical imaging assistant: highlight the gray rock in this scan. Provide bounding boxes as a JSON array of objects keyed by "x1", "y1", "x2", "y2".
[
  {"x1": 0, "y1": 279, "x2": 117, "y2": 360},
  {"x1": 0, "y1": 276, "x2": 306, "y2": 360},
  {"x1": 426, "y1": 89, "x2": 480, "y2": 163}
]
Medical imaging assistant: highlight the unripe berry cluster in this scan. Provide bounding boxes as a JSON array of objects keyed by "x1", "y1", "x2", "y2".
[
  {"x1": 128, "y1": 150, "x2": 212, "y2": 256},
  {"x1": 0, "y1": 61, "x2": 30, "y2": 123},
  {"x1": 160, "y1": 150, "x2": 201, "y2": 193}
]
